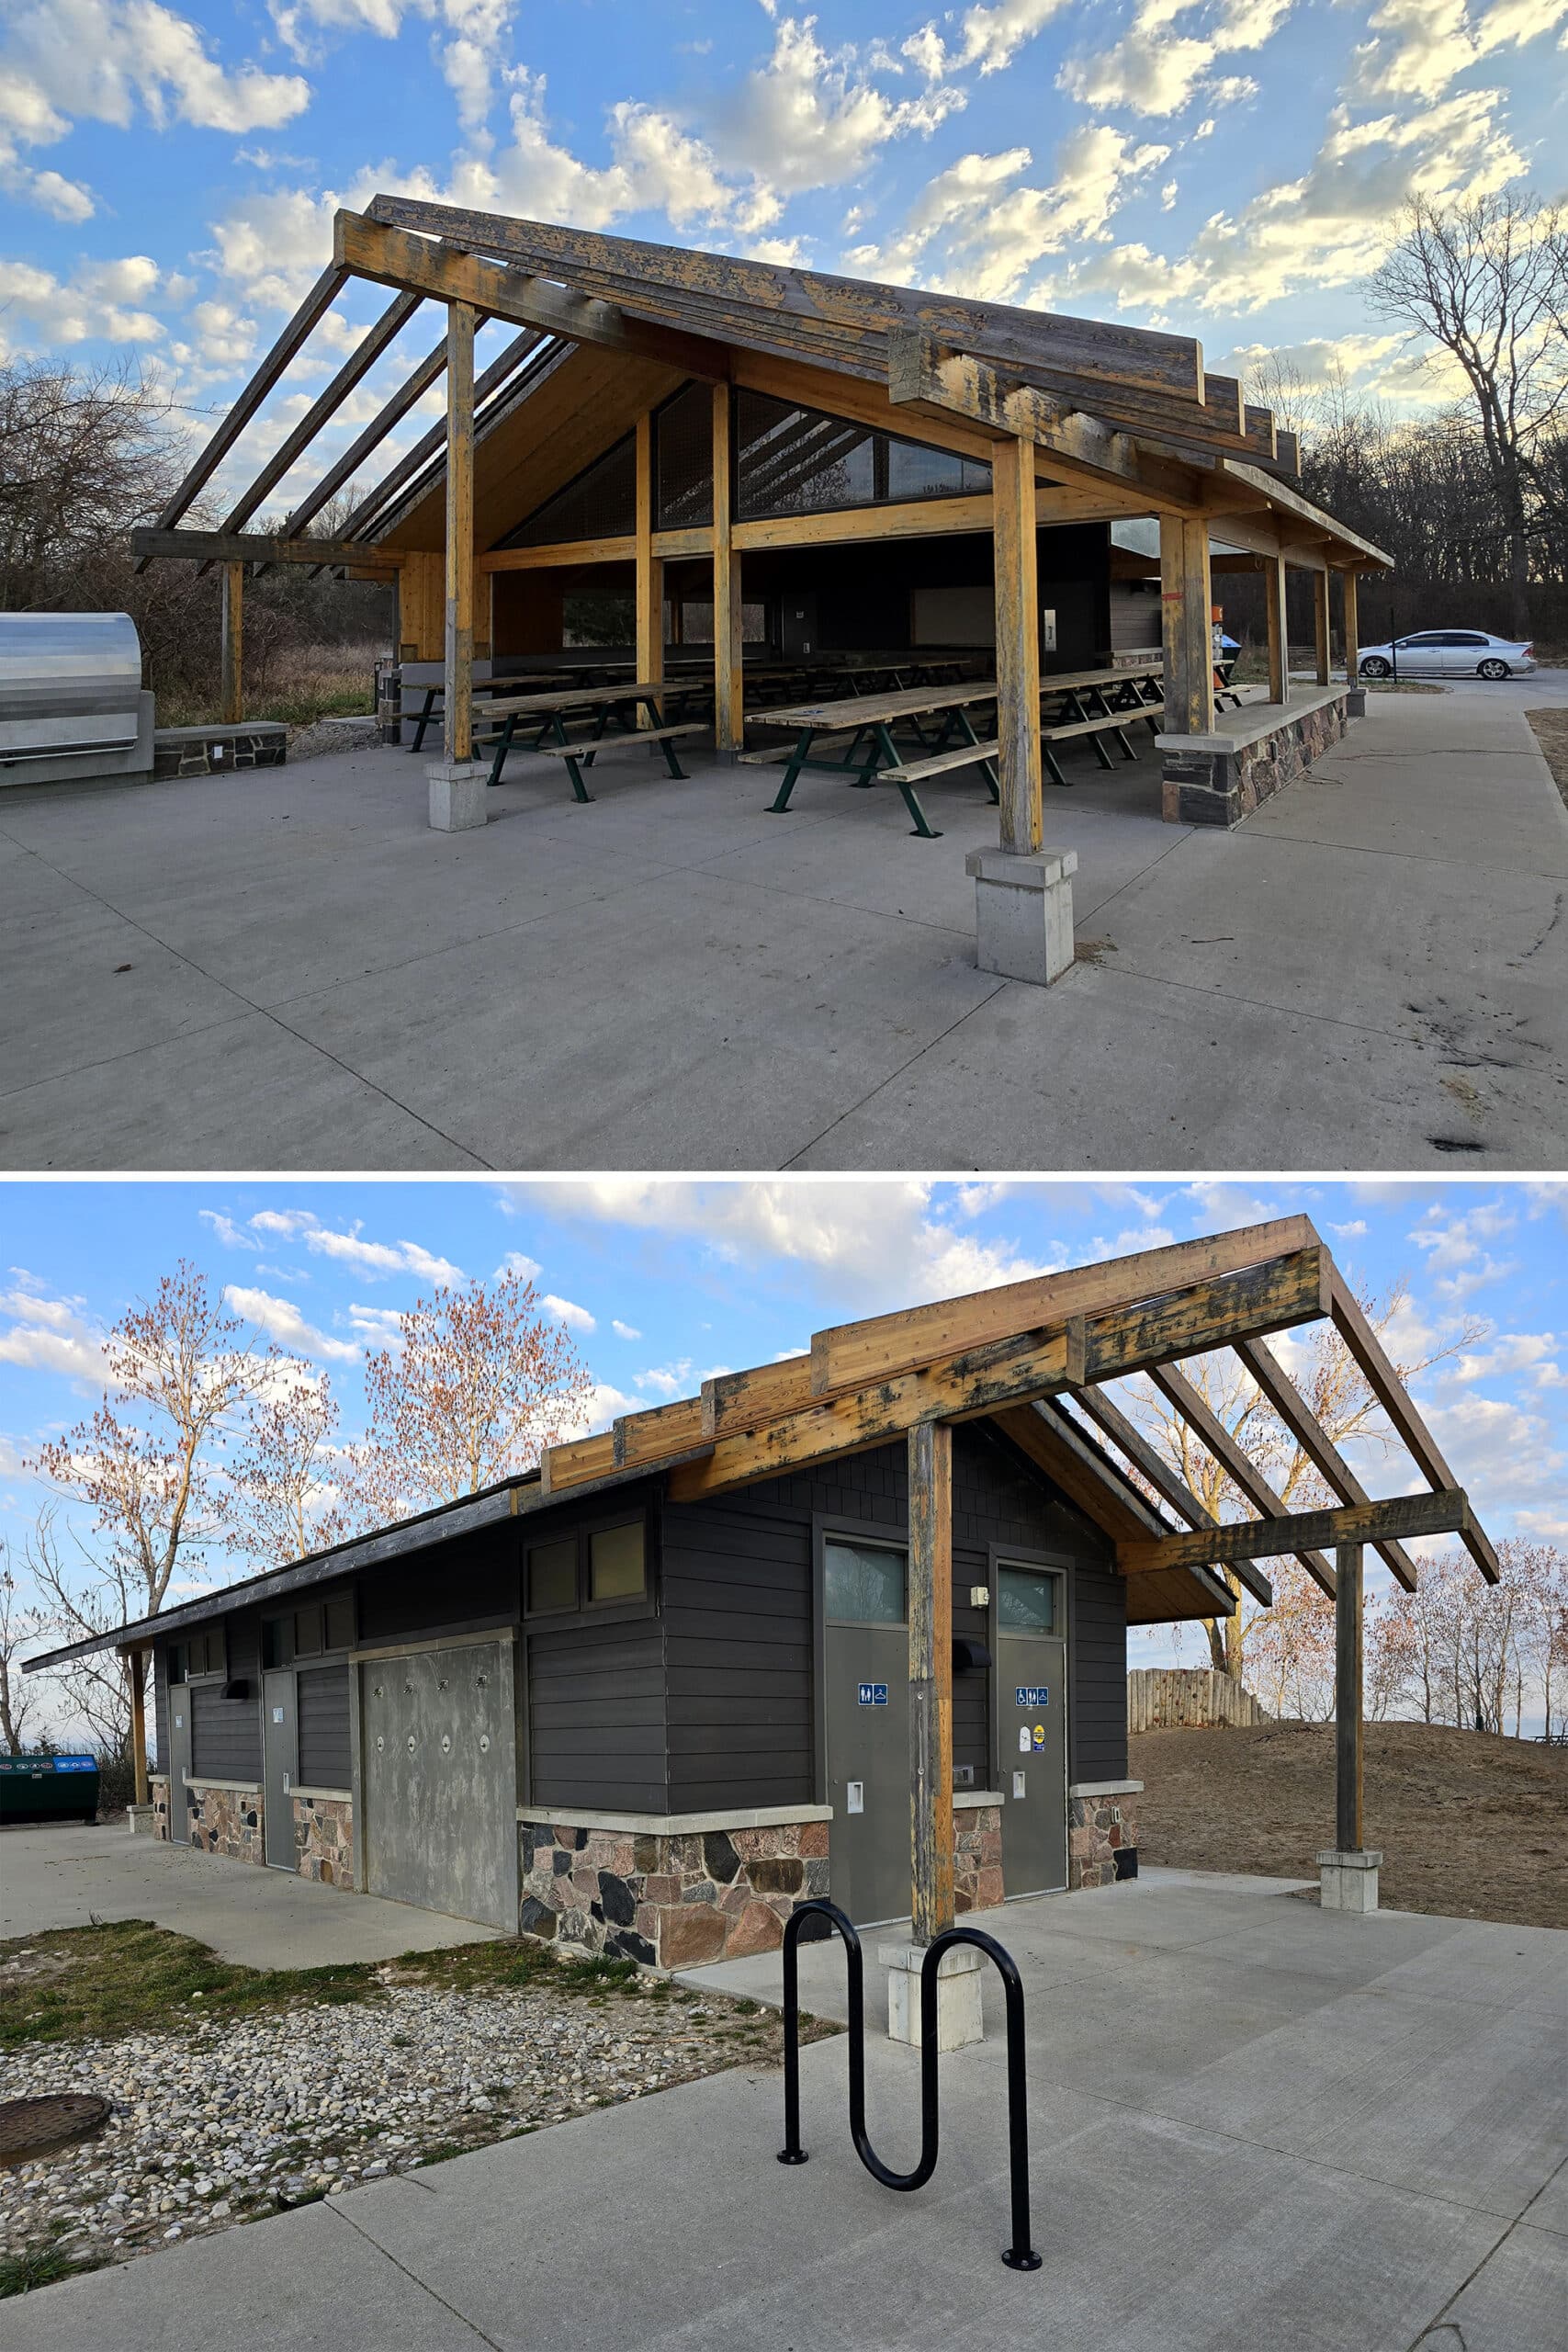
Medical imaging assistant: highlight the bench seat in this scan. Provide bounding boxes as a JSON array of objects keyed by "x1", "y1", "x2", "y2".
[{"x1": 881, "y1": 739, "x2": 1001, "y2": 785}]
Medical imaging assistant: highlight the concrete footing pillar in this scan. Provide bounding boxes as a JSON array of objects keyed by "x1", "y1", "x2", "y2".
[
  {"x1": 878, "y1": 1940, "x2": 986, "y2": 2048},
  {"x1": 1345, "y1": 687, "x2": 1367, "y2": 718},
  {"x1": 1318, "y1": 1848, "x2": 1382, "y2": 1912},
  {"x1": 964, "y1": 848, "x2": 1077, "y2": 987},
  {"x1": 426, "y1": 760, "x2": 489, "y2": 831},
  {"x1": 126, "y1": 1804, "x2": 158, "y2": 1836}
]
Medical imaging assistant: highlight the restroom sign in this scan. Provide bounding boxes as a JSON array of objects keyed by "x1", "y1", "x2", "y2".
[
  {"x1": 858, "y1": 1681, "x2": 889, "y2": 1707},
  {"x1": 1014, "y1": 1686, "x2": 1050, "y2": 1708}
]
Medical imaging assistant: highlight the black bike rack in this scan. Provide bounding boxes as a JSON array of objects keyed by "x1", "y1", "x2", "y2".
[{"x1": 776, "y1": 1898, "x2": 1042, "y2": 2272}]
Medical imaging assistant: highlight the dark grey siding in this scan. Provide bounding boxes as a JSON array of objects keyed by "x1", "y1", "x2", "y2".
[
  {"x1": 1069, "y1": 1563, "x2": 1128, "y2": 1784},
  {"x1": 526, "y1": 1618, "x2": 667, "y2": 1813},
  {"x1": 660, "y1": 1499, "x2": 814, "y2": 1811},
  {"x1": 189, "y1": 1614, "x2": 262, "y2": 1780},
  {"x1": 152, "y1": 1648, "x2": 170, "y2": 1776},
  {"x1": 298, "y1": 1664, "x2": 352, "y2": 1789},
  {"x1": 356, "y1": 1523, "x2": 518, "y2": 1646}
]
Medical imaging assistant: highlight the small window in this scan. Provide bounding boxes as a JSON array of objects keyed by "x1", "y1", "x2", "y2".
[
  {"x1": 186, "y1": 1629, "x2": 223, "y2": 1677},
  {"x1": 324, "y1": 1596, "x2": 355, "y2": 1653},
  {"x1": 998, "y1": 1568, "x2": 1057, "y2": 1634},
  {"x1": 167, "y1": 1644, "x2": 186, "y2": 1685},
  {"x1": 294, "y1": 1604, "x2": 323, "y2": 1659},
  {"x1": 261, "y1": 1620, "x2": 285, "y2": 1670},
  {"x1": 590, "y1": 1521, "x2": 646, "y2": 1603},
  {"x1": 527, "y1": 1536, "x2": 578, "y2": 1615},
  {"x1": 825, "y1": 1540, "x2": 907, "y2": 1624}
]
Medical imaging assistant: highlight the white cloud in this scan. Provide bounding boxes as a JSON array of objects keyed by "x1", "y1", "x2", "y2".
[
  {"x1": 908, "y1": 0, "x2": 1073, "y2": 79},
  {"x1": 1354, "y1": 0, "x2": 1568, "y2": 102},
  {"x1": 724, "y1": 11, "x2": 964, "y2": 195},
  {"x1": 247, "y1": 1209, "x2": 461, "y2": 1284},
  {"x1": 1408, "y1": 1197, "x2": 1519, "y2": 1300},
  {"x1": 1329, "y1": 1219, "x2": 1369, "y2": 1238},
  {"x1": 1448, "y1": 1332, "x2": 1562, "y2": 1386},
  {"x1": 0, "y1": 1287, "x2": 107, "y2": 1384},
  {"x1": 542, "y1": 1294, "x2": 596, "y2": 1334},
  {"x1": 497, "y1": 1250, "x2": 543, "y2": 1283},
  {"x1": 199, "y1": 1209, "x2": 262, "y2": 1250},
  {"x1": 344, "y1": 1303, "x2": 408, "y2": 1350},
  {"x1": 0, "y1": 254, "x2": 165, "y2": 349},
  {"x1": 611, "y1": 1319, "x2": 642, "y2": 1341},
  {"x1": 1057, "y1": 0, "x2": 1291, "y2": 119},
  {"x1": 635, "y1": 1360, "x2": 693, "y2": 1399},
  {"x1": 223, "y1": 1285, "x2": 359, "y2": 1363}
]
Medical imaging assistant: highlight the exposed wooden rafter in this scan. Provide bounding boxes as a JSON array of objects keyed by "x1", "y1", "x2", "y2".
[
  {"x1": 1234, "y1": 1336, "x2": 1420, "y2": 1592},
  {"x1": 1119, "y1": 1488, "x2": 1472, "y2": 1578},
  {"x1": 1144, "y1": 1362, "x2": 1337, "y2": 1596},
  {"x1": 130, "y1": 527, "x2": 402, "y2": 569}
]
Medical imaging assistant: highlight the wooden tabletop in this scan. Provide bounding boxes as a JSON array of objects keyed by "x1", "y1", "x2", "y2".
[
  {"x1": 1041, "y1": 660, "x2": 1162, "y2": 694},
  {"x1": 745, "y1": 680, "x2": 1001, "y2": 728},
  {"x1": 478, "y1": 676, "x2": 688, "y2": 721}
]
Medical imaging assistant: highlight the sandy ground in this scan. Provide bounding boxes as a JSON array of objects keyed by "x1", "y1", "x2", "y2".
[{"x1": 1130, "y1": 1719, "x2": 1568, "y2": 1929}]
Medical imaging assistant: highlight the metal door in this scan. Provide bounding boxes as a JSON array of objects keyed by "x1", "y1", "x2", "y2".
[
  {"x1": 166, "y1": 1684, "x2": 193, "y2": 1843},
  {"x1": 823, "y1": 1536, "x2": 909, "y2": 1928},
  {"x1": 996, "y1": 1564, "x2": 1067, "y2": 1898},
  {"x1": 360, "y1": 1639, "x2": 516, "y2": 1930},
  {"x1": 263, "y1": 1669, "x2": 298, "y2": 1870},
  {"x1": 781, "y1": 594, "x2": 818, "y2": 660}
]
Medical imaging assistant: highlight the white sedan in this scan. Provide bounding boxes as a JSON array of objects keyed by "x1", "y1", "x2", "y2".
[{"x1": 1359, "y1": 629, "x2": 1536, "y2": 681}]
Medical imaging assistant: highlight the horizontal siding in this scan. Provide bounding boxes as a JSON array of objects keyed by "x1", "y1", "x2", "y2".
[
  {"x1": 661, "y1": 1496, "x2": 814, "y2": 1813},
  {"x1": 527, "y1": 1617, "x2": 667, "y2": 1813},
  {"x1": 188, "y1": 1613, "x2": 263, "y2": 1782},
  {"x1": 152, "y1": 1649, "x2": 170, "y2": 1777},
  {"x1": 298, "y1": 1663, "x2": 351, "y2": 1788},
  {"x1": 356, "y1": 1522, "x2": 520, "y2": 1646},
  {"x1": 1070, "y1": 1565, "x2": 1127, "y2": 1782}
]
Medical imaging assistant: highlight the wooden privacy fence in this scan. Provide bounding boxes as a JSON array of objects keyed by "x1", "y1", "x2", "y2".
[{"x1": 1128, "y1": 1668, "x2": 1272, "y2": 1732}]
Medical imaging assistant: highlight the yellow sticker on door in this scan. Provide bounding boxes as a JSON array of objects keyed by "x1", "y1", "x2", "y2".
[{"x1": 1032, "y1": 1723, "x2": 1045, "y2": 1749}]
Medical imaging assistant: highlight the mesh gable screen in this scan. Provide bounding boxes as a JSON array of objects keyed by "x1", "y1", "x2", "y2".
[{"x1": 504, "y1": 433, "x2": 637, "y2": 548}]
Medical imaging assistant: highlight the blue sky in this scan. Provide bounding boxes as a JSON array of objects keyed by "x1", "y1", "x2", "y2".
[
  {"x1": 2, "y1": 0, "x2": 1564, "y2": 517},
  {"x1": 3, "y1": 1179, "x2": 1563, "y2": 1700}
]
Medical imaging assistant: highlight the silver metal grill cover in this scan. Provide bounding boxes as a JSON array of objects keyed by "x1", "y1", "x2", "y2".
[{"x1": 0, "y1": 612, "x2": 143, "y2": 763}]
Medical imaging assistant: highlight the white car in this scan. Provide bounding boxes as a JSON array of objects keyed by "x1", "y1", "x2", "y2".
[{"x1": 1359, "y1": 629, "x2": 1536, "y2": 681}]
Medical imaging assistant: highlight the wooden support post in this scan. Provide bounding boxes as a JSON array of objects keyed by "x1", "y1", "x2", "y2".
[
  {"x1": 1313, "y1": 567, "x2": 1331, "y2": 686},
  {"x1": 220, "y1": 561, "x2": 243, "y2": 725},
  {"x1": 636, "y1": 411, "x2": 664, "y2": 690},
  {"x1": 1341, "y1": 570, "x2": 1359, "y2": 688},
  {"x1": 992, "y1": 434, "x2": 1043, "y2": 854},
  {"x1": 1335, "y1": 1542, "x2": 1363, "y2": 1851},
  {"x1": 711, "y1": 382, "x2": 742, "y2": 751},
  {"x1": 1157, "y1": 514, "x2": 1214, "y2": 736},
  {"x1": 129, "y1": 1650, "x2": 149, "y2": 1808},
  {"x1": 908, "y1": 1419, "x2": 954, "y2": 1946},
  {"x1": 1264, "y1": 553, "x2": 1289, "y2": 707},
  {"x1": 444, "y1": 299, "x2": 476, "y2": 764}
]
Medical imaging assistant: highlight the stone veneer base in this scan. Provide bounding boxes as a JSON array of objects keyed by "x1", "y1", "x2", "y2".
[
  {"x1": 519, "y1": 1817, "x2": 831, "y2": 1968},
  {"x1": 151, "y1": 722, "x2": 287, "y2": 782},
  {"x1": 1158, "y1": 691, "x2": 1348, "y2": 827},
  {"x1": 1069, "y1": 1788, "x2": 1140, "y2": 1890},
  {"x1": 146, "y1": 1773, "x2": 353, "y2": 1886}
]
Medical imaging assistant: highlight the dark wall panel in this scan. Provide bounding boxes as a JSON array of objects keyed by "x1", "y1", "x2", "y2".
[
  {"x1": 188, "y1": 1612, "x2": 262, "y2": 1781},
  {"x1": 298, "y1": 1663, "x2": 352, "y2": 1790},
  {"x1": 661, "y1": 1498, "x2": 814, "y2": 1811},
  {"x1": 152, "y1": 1648, "x2": 170, "y2": 1776},
  {"x1": 356, "y1": 1523, "x2": 520, "y2": 1645},
  {"x1": 1070, "y1": 1565, "x2": 1128, "y2": 1784},
  {"x1": 527, "y1": 1618, "x2": 667, "y2": 1813}
]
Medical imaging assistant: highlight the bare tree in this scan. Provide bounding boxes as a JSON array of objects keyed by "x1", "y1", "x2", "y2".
[
  {"x1": 22, "y1": 1506, "x2": 144, "y2": 1757},
  {"x1": 351, "y1": 1272, "x2": 594, "y2": 1522},
  {"x1": 230, "y1": 1367, "x2": 348, "y2": 1569},
  {"x1": 0, "y1": 1541, "x2": 47, "y2": 1751},
  {"x1": 1371, "y1": 192, "x2": 1568, "y2": 633}
]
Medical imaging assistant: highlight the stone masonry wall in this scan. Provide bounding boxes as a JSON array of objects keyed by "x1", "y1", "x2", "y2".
[
  {"x1": 185, "y1": 1781, "x2": 265, "y2": 1864},
  {"x1": 149, "y1": 1774, "x2": 171, "y2": 1840},
  {"x1": 151, "y1": 724, "x2": 288, "y2": 781},
  {"x1": 953, "y1": 1805, "x2": 1004, "y2": 1914},
  {"x1": 519, "y1": 1819, "x2": 831, "y2": 1969},
  {"x1": 1069, "y1": 1791, "x2": 1140, "y2": 1890},
  {"x1": 1162, "y1": 694, "x2": 1348, "y2": 827},
  {"x1": 295, "y1": 1793, "x2": 354, "y2": 1888}
]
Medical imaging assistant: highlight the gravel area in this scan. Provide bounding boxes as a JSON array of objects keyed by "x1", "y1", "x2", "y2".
[{"x1": 1, "y1": 1960, "x2": 797, "y2": 2284}]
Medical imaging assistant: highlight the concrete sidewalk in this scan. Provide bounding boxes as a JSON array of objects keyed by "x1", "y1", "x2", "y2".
[
  {"x1": 6, "y1": 1871, "x2": 1563, "y2": 2350},
  {"x1": 0, "y1": 1822, "x2": 498, "y2": 1965},
  {"x1": 1, "y1": 673, "x2": 1563, "y2": 1170}
]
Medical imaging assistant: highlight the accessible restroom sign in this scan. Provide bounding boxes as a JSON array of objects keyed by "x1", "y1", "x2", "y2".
[
  {"x1": 858, "y1": 1682, "x2": 889, "y2": 1706},
  {"x1": 1014, "y1": 1686, "x2": 1050, "y2": 1708}
]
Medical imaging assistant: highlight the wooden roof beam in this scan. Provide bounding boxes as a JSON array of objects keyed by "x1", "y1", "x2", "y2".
[
  {"x1": 993, "y1": 1397, "x2": 1171, "y2": 1546},
  {"x1": 1233, "y1": 1336, "x2": 1420, "y2": 1592},
  {"x1": 1066, "y1": 1383, "x2": 1274, "y2": 1609},
  {"x1": 1328, "y1": 1273, "x2": 1499, "y2": 1583},
  {"x1": 136, "y1": 262, "x2": 349, "y2": 570},
  {"x1": 333, "y1": 212, "x2": 729, "y2": 383},
  {"x1": 1144, "y1": 1361, "x2": 1337, "y2": 1596},
  {"x1": 1121, "y1": 1488, "x2": 1472, "y2": 1579},
  {"x1": 130, "y1": 527, "x2": 401, "y2": 569}
]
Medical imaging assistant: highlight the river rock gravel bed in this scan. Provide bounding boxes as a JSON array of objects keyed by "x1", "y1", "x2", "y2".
[{"x1": 0, "y1": 1970, "x2": 784, "y2": 2278}]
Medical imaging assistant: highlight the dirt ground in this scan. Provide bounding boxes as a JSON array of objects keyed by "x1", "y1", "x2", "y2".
[
  {"x1": 1526, "y1": 706, "x2": 1568, "y2": 812},
  {"x1": 1131, "y1": 1719, "x2": 1568, "y2": 1930}
]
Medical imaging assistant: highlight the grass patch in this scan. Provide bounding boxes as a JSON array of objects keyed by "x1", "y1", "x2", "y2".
[{"x1": 0, "y1": 2247, "x2": 81, "y2": 2299}]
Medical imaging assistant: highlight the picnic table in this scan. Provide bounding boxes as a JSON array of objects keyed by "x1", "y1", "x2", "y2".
[
  {"x1": 741, "y1": 681, "x2": 1003, "y2": 837},
  {"x1": 1037, "y1": 662, "x2": 1165, "y2": 786},
  {"x1": 474, "y1": 677, "x2": 709, "y2": 799}
]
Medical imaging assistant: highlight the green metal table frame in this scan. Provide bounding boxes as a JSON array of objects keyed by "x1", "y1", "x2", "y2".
[{"x1": 766, "y1": 702, "x2": 999, "y2": 839}]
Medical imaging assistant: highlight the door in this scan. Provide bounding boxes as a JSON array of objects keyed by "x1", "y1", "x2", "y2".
[
  {"x1": 166, "y1": 1681, "x2": 192, "y2": 1843},
  {"x1": 996, "y1": 1563, "x2": 1068, "y2": 1898},
  {"x1": 263, "y1": 1669, "x2": 298, "y2": 1870},
  {"x1": 1446, "y1": 630, "x2": 1490, "y2": 674},
  {"x1": 823, "y1": 1536, "x2": 909, "y2": 1928},
  {"x1": 360, "y1": 1638, "x2": 516, "y2": 1929},
  {"x1": 1396, "y1": 632, "x2": 1445, "y2": 675},
  {"x1": 781, "y1": 594, "x2": 818, "y2": 660}
]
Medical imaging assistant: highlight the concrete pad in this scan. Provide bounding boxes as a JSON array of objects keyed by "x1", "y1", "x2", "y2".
[
  {"x1": 1524, "y1": 2167, "x2": 1568, "y2": 2240},
  {"x1": 0, "y1": 895, "x2": 254, "y2": 1095},
  {"x1": 1415, "y1": 2222, "x2": 1568, "y2": 2352},
  {"x1": 0, "y1": 2197, "x2": 492, "y2": 2352},
  {"x1": 0, "y1": 1822, "x2": 502, "y2": 1965}
]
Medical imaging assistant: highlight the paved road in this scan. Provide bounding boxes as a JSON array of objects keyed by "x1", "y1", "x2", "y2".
[
  {"x1": 1, "y1": 676, "x2": 1563, "y2": 1169},
  {"x1": 0, "y1": 1822, "x2": 498, "y2": 1966},
  {"x1": 6, "y1": 1870, "x2": 1563, "y2": 2350}
]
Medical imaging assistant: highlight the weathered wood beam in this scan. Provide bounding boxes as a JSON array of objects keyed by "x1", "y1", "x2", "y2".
[
  {"x1": 1144, "y1": 1361, "x2": 1337, "y2": 1596},
  {"x1": 1220, "y1": 458, "x2": 1389, "y2": 569},
  {"x1": 131, "y1": 526, "x2": 401, "y2": 569},
  {"x1": 908, "y1": 1419, "x2": 955, "y2": 1944},
  {"x1": 1234, "y1": 1337, "x2": 1418, "y2": 1592},
  {"x1": 635, "y1": 411, "x2": 662, "y2": 689},
  {"x1": 1085, "y1": 1250, "x2": 1330, "y2": 1386},
  {"x1": 480, "y1": 537, "x2": 636, "y2": 572},
  {"x1": 1313, "y1": 567, "x2": 1331, "y2": 685},
  {"x1": 220, "y1": 561, "x2": 243, "y2": 726},
  {"x1": 1067, "y1": 1384, "x2": 1274, "y2": 1609},
  {"x1": 1336, "y1": 1544, "x2": 1364, "y2": 1850},
  {"x1": 136, "y1": 262, "x2": 349, "y2": 569},
  {"x1": 1119, "y1": 1487, "x2": 1470, "y2": 1577},
  {"x1": 444, "y1": 300, "x2": 476, "y2": 765},
  {"x1": 1264, "y1": 550, "x2": 1289, "y2": 705},
  {"x1": 809, "y1": 1216, "x2": 1319, "y2": 1401},
  {"x1": 365, "y1": 194, "x2": 1206, "y2": 402},
  {"x1": 128, "y1": 1648, "x2": 149, "y2": 1810},
  {"x1": 993, "y1": 430, "x2": 1043, "y2": 854},
  {"x1": 1158, "y1": 513, "x2": 1214, "y2": 735},
  {"x1": 1327, "y1": 1273, "x2": 1498, "y2": 1583},
  {"x1": 334, "y1": 212, "x2": 728, "y2": 383},
  {"x1": 994, "y1": 1398, "x2": 1169, "y2": 1545},
  {"x1": 665, "y1": 1321, "x2": 1087, "y2": 1502},
  {"x1": 1342, "y1": 569, "x2": 1360, "y2": 685},
  {"x1": 712, "y1": 381, "x2": 742, "y2": 751}
]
